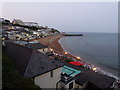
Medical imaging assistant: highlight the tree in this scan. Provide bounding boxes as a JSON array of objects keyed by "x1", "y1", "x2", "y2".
[{"x1": 2, "y1": 19, "x2": 10, "y2": 25}]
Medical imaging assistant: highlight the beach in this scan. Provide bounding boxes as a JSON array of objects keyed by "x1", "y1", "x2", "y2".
[
  {"x1": 37, "y1": 34, "x2": 119, "y2": 80},
  {"x1": 38, "y1": 34, "x2": 64, "y2": 52},
  {"x1": 37, "y1": 34, "x2": 80, "y2": 60}
]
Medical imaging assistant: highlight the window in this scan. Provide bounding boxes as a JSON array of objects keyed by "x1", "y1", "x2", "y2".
[
  {"x1": 69, "y1": 82, "x2": 73, "y2": 90},
  {"x1": 50, "y1": 70, "x2": 53, "y2": 77}
]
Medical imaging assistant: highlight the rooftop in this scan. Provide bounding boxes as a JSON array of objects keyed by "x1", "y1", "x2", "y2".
[
  {"x1": 26, "y1": 43, "x2": 48, "y2": 49},
  {"x1": 56, "y1": 59, "x2": 115, "y2": 88},
  {"x1": 14, "y1": 41, "x2": 28, "y2": 45},
  {"x1": 5, "y1": 42, "x2": 63, "y2": 78},
  {"x1": 4, "y1": 40, "x2": 28, "y2": 46},
  {"x1": 24, "y1": 22, "x2": 38, "y2": 24},
  {"x1": 62, "y1": 66, "x2": 81, "y2": 77}
]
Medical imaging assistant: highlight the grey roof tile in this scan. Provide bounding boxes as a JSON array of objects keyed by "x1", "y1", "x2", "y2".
[
  {"x1": 26, "y1": 43, "x2": 48, "y2": 49},
  {"x1": 5, "y1": 42, "x2": 63, "y2": 78}
]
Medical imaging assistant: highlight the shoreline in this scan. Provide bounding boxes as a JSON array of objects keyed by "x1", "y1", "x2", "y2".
[
  {"x1": 59, "y1": 36, "x2": 119, "y2": 79},
  {"x1": 37, "y1": 34, "x2": 64, "y2": 52},
  {"x1": 59, "y1": 37, "x2": 119, "y2": 80},
  {"x1": 37, "y1": 34, "x2": 81, "y2": 60},
  {"x1": 37, "y1": 34, "x2": 119, "y2": 80}
]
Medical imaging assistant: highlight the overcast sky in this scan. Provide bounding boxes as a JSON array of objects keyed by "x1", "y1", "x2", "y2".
[{"x1": 2, "y1": 2, "x2": 118, "y2": 33}]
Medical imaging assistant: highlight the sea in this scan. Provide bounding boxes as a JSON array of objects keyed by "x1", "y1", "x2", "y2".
[{"x1": 59, "y1": 32, "x2": 119, "y2": 79}]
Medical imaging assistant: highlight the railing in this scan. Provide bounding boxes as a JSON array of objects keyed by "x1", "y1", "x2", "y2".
[{"x1": 61, "y1": 74, "x2": 74, "y2": 84}]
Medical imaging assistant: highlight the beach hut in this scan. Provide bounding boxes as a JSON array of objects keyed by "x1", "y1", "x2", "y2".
[{"x1": 69, "y1": 61, "x2": 84, "y2": 66}]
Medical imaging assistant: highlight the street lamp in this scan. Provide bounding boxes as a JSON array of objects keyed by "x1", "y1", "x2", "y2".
[
  {"x1": 50, "y1": 48, "x2": 53, "y2": 51},
  {"x1": 76, "y1": 56, "x2": 80, "y2": 59},
  {"x1": 93, "y1": 67, "x2": 97, "y2": 71},
  {"x1": 64, "y1": 52, "x2": 68, "y2": 55}
]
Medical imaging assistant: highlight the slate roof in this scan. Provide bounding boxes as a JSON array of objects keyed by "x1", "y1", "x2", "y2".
[
  {"x1": 14, "y1": 41, "x2": 28, "y2": 45},
  {"x1": 75, "y1": 73, "x2": 115, "y2": 88},
  {"x1": 55, "y1": 59, "x2": 115, "y2": 88},
  {"x1": 4, "y1": 40, "x2": 28, "y2": 46},
  {"x1": 26, "y1": 43, "x2": 48, "y2": 49},
  {"x1": 5, "y1": 42, "x2": 63, "y2": 78}
]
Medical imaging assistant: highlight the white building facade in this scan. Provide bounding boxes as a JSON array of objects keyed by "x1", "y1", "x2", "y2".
[{"x1": 24, "y1": 22, "x2": 39, "y2": 27}]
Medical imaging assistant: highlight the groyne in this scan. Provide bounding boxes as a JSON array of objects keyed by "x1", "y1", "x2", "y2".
[{"x1": 63, "y1": 34, "x2": 83, "y2": 36}]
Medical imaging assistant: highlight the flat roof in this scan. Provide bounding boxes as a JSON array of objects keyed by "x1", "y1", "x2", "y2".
[{"x1": 62, "y1": 66, "x2": 81, "y2": 77}]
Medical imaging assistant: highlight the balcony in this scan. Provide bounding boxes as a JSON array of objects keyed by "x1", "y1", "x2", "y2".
[{"x1": 60, "y1": 72, "x2": 74, "y2": 85}]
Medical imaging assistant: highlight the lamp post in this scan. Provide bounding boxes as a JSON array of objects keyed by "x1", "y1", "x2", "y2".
[
  {"x1": 64, "y1": 52, "x2": 68, "y2": 55},
  {"x1": 76, "y1": 56, "x2": 80, "y2": 60},
  {"x1": 93, "y1": 67, "x2": 97, "y2": 72}
]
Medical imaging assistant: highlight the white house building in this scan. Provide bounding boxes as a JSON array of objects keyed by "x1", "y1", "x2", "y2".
[
  {"x1": 5, "y1": 42, "x2": 64, "y2": 89},
  {"x1": 58, "y1": 66, "x2": 81, "y2": 90},
  {"x1": 0, "y1": 18, "x2": 5, "y2": 22},
  {"x1": 24, "y1": 22, "x2": 39, "y2": 27},
  {"x1": 12, "y1": 19, "x2": 25, "y2": 25}
]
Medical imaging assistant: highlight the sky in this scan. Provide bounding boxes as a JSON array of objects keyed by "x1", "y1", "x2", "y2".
[{"x1": 2, "y1": 2, "x2": 118, "y2": 33}]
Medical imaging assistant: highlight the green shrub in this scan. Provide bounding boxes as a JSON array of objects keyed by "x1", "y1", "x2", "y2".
[
  {"x1": 65, "y1": 59, "x2": 74, "y2": 62},
  {"x1": 79, "y1": 65, "x2": 84, "y2": 67}
]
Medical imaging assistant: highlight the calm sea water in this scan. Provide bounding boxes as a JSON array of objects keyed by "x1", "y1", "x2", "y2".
[{"x1": 60, "y1": 32, "x2": 119, "y2": 78}]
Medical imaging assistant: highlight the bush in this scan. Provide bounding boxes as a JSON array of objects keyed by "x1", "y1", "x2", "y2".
[
  {"x1": 78, "y1": 65, "x2": 84, "y2": 68},
  {"x1": 65, "y1": 59, "x2": 74, "y2": 62}
]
